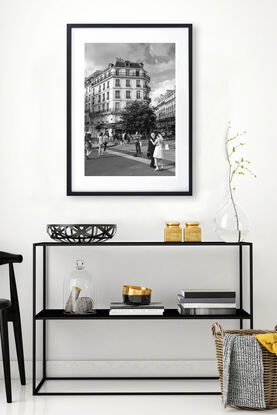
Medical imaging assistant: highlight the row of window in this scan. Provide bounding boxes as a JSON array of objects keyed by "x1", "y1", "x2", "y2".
[
  {"x1": 113, "y1": 69, "x2": 142, "y2": 77},
  {"x1": 157, "y1": 104, "x2": 175, "y2": 115},
  {"x1": 99, "y1": 80, "x2": 110, "y2": 92},
  {"x1": 94, "y1": 71, "x2": 111, "y2": 84},
  {"x1": 92, "y1": 69, "x2": 142, "y2": 85},
  {"x1": 90, "y1": 90, "x2": 143, "y2": 103},
  {"x1": 98, "y1": 91, "x2": 110, "y2": 102},
  {"x1": 124, "y1": 69, "x2": 140, "y2": 77},
  {"x1": 158, "y1": 113, "x2": 175, "y2": 120},
  {"x1": 93, "y1": 101, "x2": 134, "y2": 113},
  {"x1": 115, "y1": 79, "x2": 142, "y2": 87},
  {"x1": 90, "y1": 79, "x2": 143, "y2": 94},
  {"x1": 157, "y1": 105, "x2": 176, "y2": 119},
  {"x1": 115, "y1": 90, "x2": 144, "y2": 99},
  {"x1": 94, "y1": 103, "x2": 110, "y2": 112}
]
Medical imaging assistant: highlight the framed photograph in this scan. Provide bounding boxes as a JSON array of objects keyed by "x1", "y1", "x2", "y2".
[{"x1": 67, "y1": 24, "x2": 192, "y2": 196}]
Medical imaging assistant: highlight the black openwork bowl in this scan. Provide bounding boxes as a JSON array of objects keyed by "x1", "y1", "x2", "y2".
[{"x1": 47, "y1": 224, "x2": 117, "y2": 243}]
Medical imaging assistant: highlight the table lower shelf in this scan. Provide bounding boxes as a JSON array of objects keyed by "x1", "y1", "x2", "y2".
[
  {"x1": 34, "y1": 377, "x2": 221, "y2": 395},
  {"x1": 35, "y1": 308, "x2": 251, "y2": 320}
]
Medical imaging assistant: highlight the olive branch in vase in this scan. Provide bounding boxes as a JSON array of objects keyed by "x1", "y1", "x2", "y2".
[{"x1": 225, "y1": 122, "x2": 256, "y2": 242}]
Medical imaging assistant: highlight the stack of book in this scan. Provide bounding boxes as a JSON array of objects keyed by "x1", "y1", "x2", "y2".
[
  {"x1": 109, "y1": 302, "x2": 164, "y2": 316},
  {"x1": 177, "y1": 289, "x2": 236, "y2": 315}
]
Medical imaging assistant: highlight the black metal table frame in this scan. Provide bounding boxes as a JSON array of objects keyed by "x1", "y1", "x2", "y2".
[{"x1": 32, "y1": 241, "x2": 253, "y2": 396}]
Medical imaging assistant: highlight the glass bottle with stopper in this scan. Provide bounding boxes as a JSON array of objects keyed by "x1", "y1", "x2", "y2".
[{"x1": 63, "y1": 259, "x2": 96, "y2": 314}]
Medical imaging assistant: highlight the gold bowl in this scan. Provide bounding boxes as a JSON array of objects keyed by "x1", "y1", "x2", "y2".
[{"x1": 123, "y1": 285, "x2": 152, "y2": 305}]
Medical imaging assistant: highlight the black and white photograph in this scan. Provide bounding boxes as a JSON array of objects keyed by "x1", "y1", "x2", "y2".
[
  {"x1": 84, "y1": 44, "x2": 176, "y2": 177},
  {"x1": 67, "y1": 24, "x2": 192, "y2": 195}
]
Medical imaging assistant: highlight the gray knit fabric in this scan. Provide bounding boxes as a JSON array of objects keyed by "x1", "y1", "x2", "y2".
[{"x1": 223, "y1": 333, "x2": 266, "y2": 408}]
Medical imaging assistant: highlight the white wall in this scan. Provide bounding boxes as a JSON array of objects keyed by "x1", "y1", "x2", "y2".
[{"x1": 0, "y1": 0, "x2": 277, "y2": 377}]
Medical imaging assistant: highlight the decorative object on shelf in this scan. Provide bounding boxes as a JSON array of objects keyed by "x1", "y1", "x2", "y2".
[
  {"x1": 183, "y1": 222, "x2": 201, "y2": 242},
  {"x1": 123, "y1": 285, "x2": 152, "y2": 305},
  {"x1": 215, "y1": 122, "x2": 256, "y2": 242},
  {"x1": 215, "y1": 200, "x2": 249, "y2": 243},
  {"x1": 164, "y1": 222, "x2": 182, "y2": 242},
  {"x1": 67, "y1": 23, "x2": 192, "y2": 196},
  {"x1": 47, "y1": 224, "x2": 116, "y2": 243},
  {"x1": 212, "y1": 323, "x2": 277, "y2": 409},
  {"x1": 110, "y1": 302, "x2": 164, "y2": 316},
  {"x1": 64, "y1": 259, "x2": 96, "y2": 314},
  {"x1": 177, "y1": 289, "x2": 236, "y2": 315},
  {"x1": 65, "y1": 286, "x2": 81, "y2": 313},
  {"x1": 76, "y1": 297, "x2": 94, "y2": 314}
]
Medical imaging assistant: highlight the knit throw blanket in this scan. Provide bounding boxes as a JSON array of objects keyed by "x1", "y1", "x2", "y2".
[{"x1": 223, "y1": 333, "x2": 266, "y2": 408}]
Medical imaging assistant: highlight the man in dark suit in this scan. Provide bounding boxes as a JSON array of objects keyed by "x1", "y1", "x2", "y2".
[
  {"x1": 133, "y1": 131, "x2": 142, "y2": 156},
  {"x1": 147, "y1": 132, "x2": 156, "y2": 168}
]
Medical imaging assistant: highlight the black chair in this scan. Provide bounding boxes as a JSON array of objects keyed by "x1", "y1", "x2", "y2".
[{"x1": 0, "y1": 251, "x2": 25, "y2": 403}]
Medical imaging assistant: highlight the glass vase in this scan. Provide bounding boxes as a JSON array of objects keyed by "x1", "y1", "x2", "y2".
[
  {"x1": 63, "y1": 259, "x2": 96, "y2": 314},
  {"x1": 215, "y1": 197, "x2": 249, "y2": 242}
]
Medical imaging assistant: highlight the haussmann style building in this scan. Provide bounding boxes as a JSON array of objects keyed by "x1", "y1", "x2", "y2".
[
  {"x1": 154, "y1": 89, "x2": 175, "y2": 136},
  {"x1": 85, "y1": 58, "x2": 151, "y2": 136}
]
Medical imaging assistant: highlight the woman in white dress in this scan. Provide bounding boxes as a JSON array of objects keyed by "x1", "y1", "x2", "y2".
[{"x1": 153, "y1": 133, "x2": 164, "y2": 171}]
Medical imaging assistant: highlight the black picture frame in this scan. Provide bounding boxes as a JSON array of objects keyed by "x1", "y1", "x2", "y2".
[{"x1": 67, "y1": 23, "x2": 192, "y2": 196}]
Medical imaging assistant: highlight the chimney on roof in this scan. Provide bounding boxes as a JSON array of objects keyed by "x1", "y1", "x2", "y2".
[{"x1": 140, "y1": 63, "x2": 144, "y2": 68}]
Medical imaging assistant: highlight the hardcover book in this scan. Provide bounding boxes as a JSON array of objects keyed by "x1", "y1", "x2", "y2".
[
  {"x1": 178, "y1": 302, "x2": 236, "y2": 309},
  {"x1": 177, "y1": 294, "x2": 236, "y2": 303},
  {"x1": 177, "y1": 305, "x2": 236, "y2": 316},
  {"x1": 180, "y1": 289, "x2": 236, "y2": 298},
  {"x1": 110, "y1": 302, "x2": 164, "y2": 309},
  {"x1": 109, "y1": 309, "x2": 164, "y2": 315}
]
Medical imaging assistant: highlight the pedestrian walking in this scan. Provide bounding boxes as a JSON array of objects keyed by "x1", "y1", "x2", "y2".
[
  {"x1": 113, "y1": 132, "x2": 118, "y2": 145},
  {"x1": 85, "y1": 138, "x2": 93, "y2": 160},
  {"x1": 153, "y1": 133, "x2": 164, "y2": 171},
  {"x1": 98, "y1": 131, "x2": 104, "y2": 156},
  {"x1": 147, "y1": 132, "x2": 156, "y2": 168},
  {"x1": 103, "y1": 131, "x2": 109, "y2": 151},
  {"x1": 121, "y1": 131, "x2": 127, "y2": 146},
  {"x1": 108, "y1": 129, "x2": 113, "y2": 143},
  {"x1": 133, "y1": 131, "x2": 142, "y2": 157}
]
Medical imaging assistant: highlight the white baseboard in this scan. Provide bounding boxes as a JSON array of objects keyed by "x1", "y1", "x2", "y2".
[{"x1": 0, "y1": 360, "x2": 218, "y2": 379}]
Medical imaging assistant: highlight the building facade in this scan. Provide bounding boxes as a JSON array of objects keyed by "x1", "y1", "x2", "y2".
[
  {"x1": 154, "y1": 89, "x2": 175, "y2": 135},
  {"x1": 85, "y1": 58, "x2": 151, "y2": 136}
]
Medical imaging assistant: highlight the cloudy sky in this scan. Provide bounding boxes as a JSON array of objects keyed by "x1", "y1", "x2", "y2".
[{"x1": 85, "y1": 43, "x2": 175, "y2": 105}]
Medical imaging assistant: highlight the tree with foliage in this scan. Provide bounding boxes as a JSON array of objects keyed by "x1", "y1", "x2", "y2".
[{"x1": 120, "y1": 101, "x2": 156, "y2": 134}]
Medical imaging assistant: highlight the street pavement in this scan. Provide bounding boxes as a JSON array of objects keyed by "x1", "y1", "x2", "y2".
[{"x1": 85, "y1": 141, "x2": 175, "y2": 176}]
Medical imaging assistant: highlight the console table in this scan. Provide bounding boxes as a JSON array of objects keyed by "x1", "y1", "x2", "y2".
[{"x1": 33, "y1": 241, "x2": 253, "y2": 396}]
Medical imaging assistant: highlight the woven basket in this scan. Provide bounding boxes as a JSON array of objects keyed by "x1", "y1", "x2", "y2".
[{"x1": 211, "y1": 322, "x2": 277, "y2": 410}]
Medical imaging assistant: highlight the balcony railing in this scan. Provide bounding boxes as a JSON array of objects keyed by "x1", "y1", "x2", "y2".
[
  {"x1": 89, "y1": 107, "x2": 125, "y2": 115},
  {"x1": 87, "y1": 73, "x2": 151, "y2": 87}
]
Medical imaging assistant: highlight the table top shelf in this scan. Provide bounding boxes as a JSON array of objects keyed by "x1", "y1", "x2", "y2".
[
  {"x1": 34, "y1": 241, "x2": 252, "y2": 247},
  {"x1": 35, "y1": 308, "x2": 251, "y2": 320}
]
